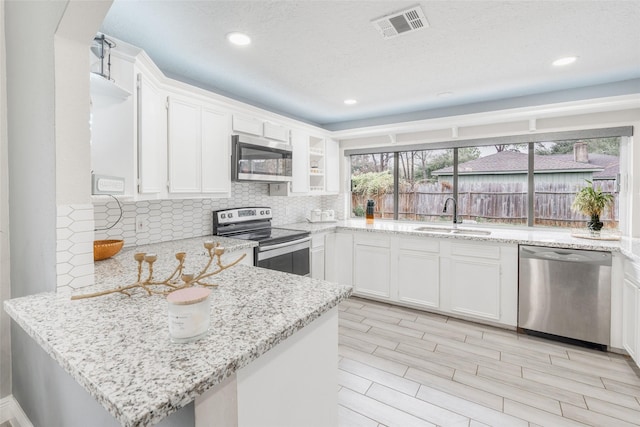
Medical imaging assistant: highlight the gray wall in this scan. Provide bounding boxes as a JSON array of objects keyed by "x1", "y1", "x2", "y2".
[
  {"x1": 0, "y1": 0, "x2": 11, "y2": 400},
  {"x1": 5, "y1": 2, "x2": 194, "y2": 425}
]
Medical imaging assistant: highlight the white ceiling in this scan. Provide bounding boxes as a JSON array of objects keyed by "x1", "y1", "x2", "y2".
[{"x1": 100, "y1": 1, "x2": 640, "y2": 129}]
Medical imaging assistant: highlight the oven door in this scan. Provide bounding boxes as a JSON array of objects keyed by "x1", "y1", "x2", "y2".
[
  {"x1": 232, "y1": 135, "x2": 293, "y2": 182},
  {"x1": 255, "y1": 237, "x2": 310, "y2": 276}
]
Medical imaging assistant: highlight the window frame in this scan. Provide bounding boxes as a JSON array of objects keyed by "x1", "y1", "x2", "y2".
[{"x1": 345, "y1": 126, "x2": 631, "y2": 227}]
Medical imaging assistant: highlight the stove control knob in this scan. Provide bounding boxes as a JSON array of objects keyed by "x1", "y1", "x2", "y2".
[
  {"x1": 228, "y1": 213, "x2": 233, "y2": 218},
  {"x1": 260, "y1": 210, "x2": 265, "y2": 215},
  {"x1": 221, "y1": 213, "x2": 226, "y2": 219},
  {"x1": 266, "y1": 210, "x2": 270, "y2": 215}
]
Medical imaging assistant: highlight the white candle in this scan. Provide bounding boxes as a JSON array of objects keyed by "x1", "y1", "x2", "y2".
[{"x1": 166, "y1": 287, "x2": 211, "y2": 343}]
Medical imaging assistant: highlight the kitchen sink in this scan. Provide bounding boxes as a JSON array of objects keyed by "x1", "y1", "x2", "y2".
[{"x1": 413, "y1": 226, "x2": 491, "y2": 236}]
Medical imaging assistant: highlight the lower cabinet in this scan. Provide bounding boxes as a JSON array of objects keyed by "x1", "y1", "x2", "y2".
[
  {"x1": 310, "y1": 233, "x2": 327, "y2": 280},
  {"x1": 353, "y1": 234, "x2": 391, "y2": 298},
  {"x1": 325, "y1": 230, "x2": 518, "y2": 327},
  {"x1": 396, "y1": 237, "x2": 440, "y2": 309},
  {"x1": 622, "y1": 260, "x2": 640, "y2": 366},
  {"x1": 446, "y1": 243, "x2": 503, "y2": 322},
  {"x1": 325, "y1": 232, "x2": 353, "y2": 287}
]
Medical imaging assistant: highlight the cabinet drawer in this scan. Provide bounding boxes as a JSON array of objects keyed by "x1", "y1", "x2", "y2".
[
  {"x1": 232, "y1": 114, "x2": 262, "y2": 136},
  {"x1": 263, "y1": 121, "x2": 289, "y2": 142},
  {"x1": 399, "y1": 237, "x2": 439, "y2": 253},
  {"x1": 354, "y1": 233, "x2": 390, "y2": 248},
  {"x1": 451, "y1": 242, "x2": 500, "y2": 259}
]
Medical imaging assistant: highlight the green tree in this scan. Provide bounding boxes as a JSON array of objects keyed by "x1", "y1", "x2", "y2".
[
  {"x1": 351, "y1": 171, "x2": 394, "y2": 197},
  {"x1": 536, "y1": 138, "x2": 620, "y2": 156}
]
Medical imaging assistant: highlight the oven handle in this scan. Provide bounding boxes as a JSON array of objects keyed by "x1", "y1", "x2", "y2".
[{"x1": 258, "y1": 237, "x2": 311, "y2": 252}]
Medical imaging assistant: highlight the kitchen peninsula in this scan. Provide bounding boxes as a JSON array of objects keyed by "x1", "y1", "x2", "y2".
[{"x1": 4, "y1": 237, "x2": 352, "y2": 427}]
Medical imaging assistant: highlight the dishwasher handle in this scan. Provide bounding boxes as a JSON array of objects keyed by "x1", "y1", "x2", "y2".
[{"x1": 519, "y1": 245, "x2": 611, "y2": 266}]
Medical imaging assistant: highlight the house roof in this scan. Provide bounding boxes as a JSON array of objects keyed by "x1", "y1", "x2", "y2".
[
  {"x1": 432, "y1": 150, "x2": 605, "y2": 176},
  {"x1": 553, "y1": 153, "x2": 619, "y2": 179}
]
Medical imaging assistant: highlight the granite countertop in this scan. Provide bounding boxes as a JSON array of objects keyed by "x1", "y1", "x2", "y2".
[
  {"x1": 4, "y1": 236, "x2": 352, "y2": 427},
  {"x1": 283, "y1": 219, "x2": 640, "y2": 262}
]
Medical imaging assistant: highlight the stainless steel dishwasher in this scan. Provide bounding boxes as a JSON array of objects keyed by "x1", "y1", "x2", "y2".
[{"x1": 518, "y1": 245, "x2": 612, "y2": 347}]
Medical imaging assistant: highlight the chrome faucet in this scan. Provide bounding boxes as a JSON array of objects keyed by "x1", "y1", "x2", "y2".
[{"x1": 443, "y1": 197, "x2": 458, "y2": 228}]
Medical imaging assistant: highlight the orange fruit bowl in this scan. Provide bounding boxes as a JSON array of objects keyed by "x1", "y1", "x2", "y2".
[{"x1": 93, "y1": 239, "x2": 124, "y2": 261}]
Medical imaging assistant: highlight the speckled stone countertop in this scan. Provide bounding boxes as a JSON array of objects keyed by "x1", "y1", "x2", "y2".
[
  {"x1": 4, "y1": 236, "x2": 352, "y2": 427},
  {"x1": 284, "y1": 219, "x2": 640, "y2": 262}
]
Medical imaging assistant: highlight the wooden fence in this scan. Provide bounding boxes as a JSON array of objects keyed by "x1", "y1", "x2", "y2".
[{"x1": 352, "y1": 181, "x2": 619, "y2": 228}]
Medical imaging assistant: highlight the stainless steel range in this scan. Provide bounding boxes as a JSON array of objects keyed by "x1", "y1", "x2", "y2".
[{"x1": 213, "y1": 207, "x2": 310, "y2": 276}]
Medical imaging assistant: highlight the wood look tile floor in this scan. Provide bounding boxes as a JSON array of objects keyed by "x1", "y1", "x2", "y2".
[{"x1": 337, "y1": 297, "x2": 640, "y2": 427}]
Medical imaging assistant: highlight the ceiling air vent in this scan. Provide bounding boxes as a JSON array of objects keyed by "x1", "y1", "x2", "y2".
[{"x1": 371, "y1": 5, "x2": 429, "y2": 39}]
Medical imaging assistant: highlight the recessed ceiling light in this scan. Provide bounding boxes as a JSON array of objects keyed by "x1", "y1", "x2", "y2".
[
  {"x1": 552, "y1": 56, "x2": 578, "y2": 67},
  {"x1": 344, "y1": 99, "x2": 357, "y2": 105},
  {"x1": 227, "y1": 32, "x2": 251, "y2": 46}
]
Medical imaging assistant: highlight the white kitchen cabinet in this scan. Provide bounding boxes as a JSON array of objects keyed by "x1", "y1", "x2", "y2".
[
  {"x1": 263, "y1": 121, "x2": 289, "y2": 142},
  {"x1": 353, "y1": 234, "x2": 391, "y2": 298},
  {"x1": 90, "y1": 53, "x2": 136, "y2": 197},
  {"x1": 201, "y1": 107, "x2": 231, "y2": 195},
  {"x1": 449, "y1": 255, "x2": 501, "y2": 321},
  {"x1": 309, "y1": 136, "x2": 325, "y2": 193},
  {"x1": 310, "y1": 233, "x2": 327, "y2": 280},
  {"x1": 167, "y1": 95, "x2": 231, "y2": 197},
  {"x1": 332, "y1": 229, "x2": 517, "y2": 327},
  {"x1": 290, "y1": 128, "x2": 310, "y2": 194},
  {"x1": 396, "y1": 237, "x2": 440, "y2": 309},
  {"x1": 441, "y1": 240, "x2": 517, "y2": 326},
  {"x1": 136, "y1": 73, "x2": 166, "y2": 194},
  {"x1": 325, "y1": 232, "x2": 353, "y2": 286},
  {"x1": 232, "y1": 114, "x2": 262, "y2": 136},
  {"x1": 168, "y1": 97, "x2": 200, "y2": 193},
  {"x1": 622, "y1": 259, "x2": 640, "y2": 367}
]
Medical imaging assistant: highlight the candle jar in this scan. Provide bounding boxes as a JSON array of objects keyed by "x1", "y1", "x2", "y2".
[{"x1": 167, "y1": 287, "x2": 211, "y2": 343}]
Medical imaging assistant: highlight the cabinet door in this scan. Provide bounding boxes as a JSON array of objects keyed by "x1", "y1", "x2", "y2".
[
  {"x1": 232, "y1": 114, "x2": 262, "y2": 136},
  {"x1": 397, "y1": 244, "x2": 439, "y2": 309},
  {"x1": 325, "y1": 233, "x2": 352, "y2": 286},
  {"x1": 201, "y1": 107, "x2": 231, "y2": 195},
  {"x1": 263, "y1": 121, "x2": 289, "y2": 142},
  {"x1": 290, "y1": 129, "x2": 309, "y2": 193},
  {"x1": 325, "y1": 138, "x2": 340, "y2": 194},
  {"x1": 622, "y1": 278, "x2": 638, "y2": 361},
  {"x1": 311, "y1": 247, "x2": 325, "y2": 280},
  {"x1": 310, "y1": 233, "x2": 326, "y2": 280},
  {"x1": 449, "y1": 257, "x2": 501, "y2": 321},
  {"x1": 354, "y1": 235, "x2": 391, "y2": 299},
  {"x1": 137, "y1": 74, "x2": 166, "y2": 194},
  {"x1": 168, "y1": 97, "x2": 201, "y2": 193}
]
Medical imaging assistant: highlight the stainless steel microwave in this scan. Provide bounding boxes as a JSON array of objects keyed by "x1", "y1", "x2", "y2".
[{"x1": 231, "y1": 134, "x2": 293, "y2": 182}]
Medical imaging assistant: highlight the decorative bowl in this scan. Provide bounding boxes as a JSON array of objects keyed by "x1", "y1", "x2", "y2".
[{"x1": 93, "y1": 239, "x2": 124, "y2": 261}]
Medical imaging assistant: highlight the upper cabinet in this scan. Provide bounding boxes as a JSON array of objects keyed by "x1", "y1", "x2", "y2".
[
  {"x1": 263, "y1": 121, "x2": 290, "y2": 142},
  {"x1": 232, "y1": 114, "x2": 263, "y2": 137},
  {"x1": 136, "y1": 72, "x2": 166, "y2": 195},
  {"x1": 167, "y1": 95, "x2": 231, "y2": 197},
  {"x1": 232, "y1": 114, "x2": 291, "y2": 143},
  {"x1": 309, "y1": 136, "x2": 325, "y2": 193},
  {"x1": 270, "y1": 130, "x2": 340, "y2": 196},
  {"x1": 90, "y1": 43, "x2": 335, "y2": 201}
]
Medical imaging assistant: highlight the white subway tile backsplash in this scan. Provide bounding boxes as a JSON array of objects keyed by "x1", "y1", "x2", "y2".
[
  {"x1": 57, "y1": 204, "x2": 95, "y2": 291},
  {"x1": 94, "y1": 182, "x2": 344, "y2": 247}
]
